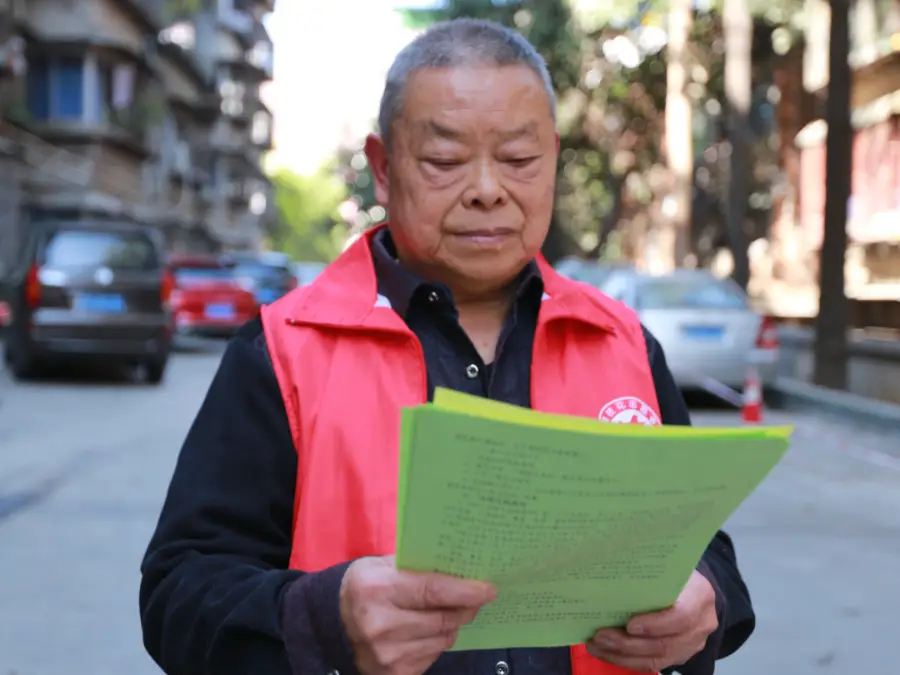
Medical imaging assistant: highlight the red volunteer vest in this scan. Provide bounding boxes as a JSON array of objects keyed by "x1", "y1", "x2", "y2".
[{"x1": 262, "y1": 226, "x2": 662, "y2": 675}]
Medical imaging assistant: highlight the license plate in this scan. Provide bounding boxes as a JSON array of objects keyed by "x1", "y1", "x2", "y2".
[
  {"x1": 205, "y1": 303, "x2": 235, "y2": 320},
  {"x1": 74, "y1": 293, "x2": 125, "y2": 314},
  {"x1": 681, "y1": 325, "x2": 724, "y2": 341}
]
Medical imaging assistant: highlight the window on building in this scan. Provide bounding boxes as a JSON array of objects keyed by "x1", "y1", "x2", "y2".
[
  {"x1": 26, "y1": 56, "x2": 84, "y2": 121},
  {"x1": 251, "y1": 110, "x2": 270, "y2": 145},
  {"x1": 96, "y1": 62, "x2": 136, "y2": 125}
]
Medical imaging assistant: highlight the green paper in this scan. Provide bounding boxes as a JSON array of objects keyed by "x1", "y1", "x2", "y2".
[{"x1": 396, "y1": 388, "x2": 791, "y2": 652}]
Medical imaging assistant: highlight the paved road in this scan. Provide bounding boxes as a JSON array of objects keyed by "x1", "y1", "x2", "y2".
[{"x1": 0, "y1": 346, "x2": 898, "y2": 675}]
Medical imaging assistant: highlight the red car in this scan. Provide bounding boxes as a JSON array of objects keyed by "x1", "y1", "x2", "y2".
[{"x1": 168, "y1": 255, "x2": 259, "y2": 338}]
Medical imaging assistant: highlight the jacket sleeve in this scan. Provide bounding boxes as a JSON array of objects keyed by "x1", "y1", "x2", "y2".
[
  {"x1": 139, "y1": 320, "x2": 355, "y2": 675},
  {"x1": 643, "y1": 326, "x2": 756, "y2": 674}
]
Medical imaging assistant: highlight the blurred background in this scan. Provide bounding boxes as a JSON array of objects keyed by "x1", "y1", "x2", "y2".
[{"x1": 0, "y1": 0, "x2": 898, "y2": 673}]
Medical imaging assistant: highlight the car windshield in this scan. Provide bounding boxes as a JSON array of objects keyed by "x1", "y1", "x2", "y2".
[
  {"x1": 236, "y1": 261, "x2": 290, "y2": 281},
  {"x1": 635, "y1": 276, "x2": 749, "y2": 310},
  {"x1": 173, "y1": 267, "x2": 235, "y2": 284},
  {"x1": 43, "y1": 230, "x2": 158, "y2": 270}
]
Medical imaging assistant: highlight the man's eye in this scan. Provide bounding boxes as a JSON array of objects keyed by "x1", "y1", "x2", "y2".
[
  {"x1": 506, "y1": 157, "x2": 538, "y2": 167},
  {"x1": 425, "y1": 159, "x2": 461, "y2": 169}
]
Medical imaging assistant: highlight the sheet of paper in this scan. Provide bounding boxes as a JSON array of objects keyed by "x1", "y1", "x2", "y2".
[
  {"x1": 396, "y1": 392, "x2": 791, "y2": 651},
  {"x1": 433, "y1": 387, "x2": 794, "y2": 440}
]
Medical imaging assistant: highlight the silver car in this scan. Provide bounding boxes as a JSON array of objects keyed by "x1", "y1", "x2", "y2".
[{"x1": 597, "y1": 268, "x2": 779, "y2": 391}]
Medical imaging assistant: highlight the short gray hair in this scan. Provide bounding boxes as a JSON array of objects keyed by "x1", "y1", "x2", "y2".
[{"x1": 378, "y1": 18, "x2": 557, "y2": 150}]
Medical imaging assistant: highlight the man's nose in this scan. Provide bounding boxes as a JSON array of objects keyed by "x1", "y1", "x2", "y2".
[{"x1": 462, "y1": 160, "x2": 508, "y2": 210}]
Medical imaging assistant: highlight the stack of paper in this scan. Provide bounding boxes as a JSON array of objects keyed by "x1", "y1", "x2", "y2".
[{"x1": 396, "y1": 388, "x2": 792, "y2": 652}]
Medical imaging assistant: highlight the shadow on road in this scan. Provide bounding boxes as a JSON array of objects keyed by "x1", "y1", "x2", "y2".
[
  {"x1": 172, "y1": 336, "x2": 230, "y2": 355},
  {"x1": 0, "y1": 336, "x2": 228, "y2": 388}
]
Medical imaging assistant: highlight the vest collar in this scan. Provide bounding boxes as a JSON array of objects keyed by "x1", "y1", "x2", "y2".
[{"x1": 283, "y1": 223, "x2": 617, "y2": 335}]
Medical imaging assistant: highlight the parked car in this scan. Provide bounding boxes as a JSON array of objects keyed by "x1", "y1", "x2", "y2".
[
  {"x1": 2, "y1": 220, "x2": 173, "y2": 383},
  {"x1": 565, "y1": 260, "x2": 633, "y2": 289},
  {"x1": 230, "y1": 252, "x2": 297, "y2": 306},
  {"x1": 597, "y1": 268, "x2": 780, "y2": 391},
  {"x1": 553, "y1": 256, "x2": 586, "y2": 279},
  {"x1": 292, "y1": 261, "x2": 326, "y2": 287},
  {"x1": 168, "y1": 254, "x2": 259, "y2": 338}
]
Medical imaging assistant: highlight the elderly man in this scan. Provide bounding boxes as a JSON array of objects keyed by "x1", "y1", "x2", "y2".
[{"x1": 140, "y1": 18, "x2": 755, "y2": 675}]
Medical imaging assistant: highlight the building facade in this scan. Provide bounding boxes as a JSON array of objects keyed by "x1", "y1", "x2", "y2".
[
  {"x1": 797, "y1": 0, "x2": 900, "y2": 286},
  {"x1": 163, "y1": 0, "x2": 275, "y2": 252},
  {"x1": 0, "y1": 0, "x2": 275, "y2": 273}
]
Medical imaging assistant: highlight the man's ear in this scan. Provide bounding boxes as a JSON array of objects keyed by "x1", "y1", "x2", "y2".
[{"x1": 364, "y1": 133, "x2": 390, "y2": 206}]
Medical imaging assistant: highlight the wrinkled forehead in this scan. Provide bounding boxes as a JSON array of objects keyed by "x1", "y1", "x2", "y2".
[
  {"x1": 412, "y1": 119, "x2": 542, "y2": 143},
  {"x1": 397, "y1": 64, "x2": 555, "y2": 144}
]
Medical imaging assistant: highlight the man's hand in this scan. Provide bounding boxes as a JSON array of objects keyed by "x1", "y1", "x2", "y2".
[
  {"x1": 340, "y1": 556, "x2": 497, "y2": 675},
  {"x1": 586, "y1": 570, "x2": 719, "y2": 673}
]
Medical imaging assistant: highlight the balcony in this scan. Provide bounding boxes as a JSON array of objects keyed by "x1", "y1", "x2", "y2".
[
  {"x1": 166, "y1": 180, "x2": 199, "y2": 222},
  {"x1": 244, "y1": 38, "x2": 273, "y2": 79},
  {"x1": 217, "y1": 0, "x2": 254, "y2": 39},
  {"x1": 21, "y1": 0, "x2": 163, "y2": 66},
  {"x1": 209, "y1": 119, "x2": 247, "y2": 152}
]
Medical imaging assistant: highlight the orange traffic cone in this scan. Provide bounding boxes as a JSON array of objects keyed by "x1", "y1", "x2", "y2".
[{"x1": 741, "y1": 365, "x2": 763, "y2": 424}]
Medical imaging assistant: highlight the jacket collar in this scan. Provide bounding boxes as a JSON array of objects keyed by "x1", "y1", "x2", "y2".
[{"x1": 283, "y1": 223, "x2": 617, "y2": 335}]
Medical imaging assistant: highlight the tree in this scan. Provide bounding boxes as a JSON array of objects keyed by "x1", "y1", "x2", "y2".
[
  {"x1": 665, "y1": 0, "x2": 695, "y2": 270},
  {"x1": 721, "y1": 0, "x2": 805, "y2": 290},
  {"x1": 814, "y1": 0, "x2": 852, "y2": 389},
  {"x1": 722, "y1": 0, "x2": 753, "y2": 289},
  {"x1": 269, "y1": 166, "x2": 349, "y2": 262},
  {"x1": 334, "y1": 141, "x2": 387, "y2": 243}
]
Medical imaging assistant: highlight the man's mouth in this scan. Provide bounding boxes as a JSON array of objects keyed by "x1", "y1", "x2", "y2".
[{"x1": 451, "y1": 228, "x2": 516, "y2": 245}]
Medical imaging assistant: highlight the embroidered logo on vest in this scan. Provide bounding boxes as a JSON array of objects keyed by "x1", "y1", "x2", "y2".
[{"x1": 599, "y1": 396, "x2": 661, "y2": 426}]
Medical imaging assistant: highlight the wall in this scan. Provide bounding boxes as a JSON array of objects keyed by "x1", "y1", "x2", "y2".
[
  {"x1": 799, "y1": 117, "x2": 900, "y2": 249},
  {"x1": 777, "y1": 326, "x2": 900, "y2": 403},
  {"x1": 90, "y1": 145, "x2": 144, "y2": 202},
  {"x1": 159, "y1": 58, "x2": 200, "y2": 106}
]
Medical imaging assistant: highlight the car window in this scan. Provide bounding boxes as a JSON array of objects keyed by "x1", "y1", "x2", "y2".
[
  {"x1": 635, "y1": 276, "x2": 749, "y2": 310},
  {"x1": 294, "y1": 263, "x2": 325, "y2": 284},
  {"x1": 42, "y1": 230, "x2": 159, "y2": 270},
  {"x1": 173, "y1": 267, "x2": 235, "y2": 284}
]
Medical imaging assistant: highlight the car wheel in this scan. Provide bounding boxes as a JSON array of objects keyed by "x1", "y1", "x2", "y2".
[
  {"x1": 7, "y1": 338, "x2": 38, "y2": 381},
  {"x1": 144, "y1": 356, "x2": 168, "y2": 385}
]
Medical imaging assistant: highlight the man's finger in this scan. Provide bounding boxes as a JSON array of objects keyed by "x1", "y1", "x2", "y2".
[
  {"x1": 374, "y1": 607, "x2": 480, "y2": 641},
  {"x1": 393, "y1": 570, "x2": 497, "y2": 610},
  {"x1": 625, "y1": 604, "x2": 692, "y2": 637},
  {"x1": 360, "y1": 629, "x2": 459, "y2": 673}
]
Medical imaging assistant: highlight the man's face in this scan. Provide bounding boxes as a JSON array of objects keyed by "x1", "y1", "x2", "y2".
[{"x1": 366, "y1": 64, "x2": 558, "y2": 294}]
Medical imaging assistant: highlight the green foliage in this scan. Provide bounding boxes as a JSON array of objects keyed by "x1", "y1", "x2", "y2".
[
  {"x1": 336, "y1": 143, "x2": 381, "y2": 219},
  {"x1": 269, "y1": 166, "x2": 349, "y2": 262},
  {"x1": 162, "y1": 0, "x2": 202, "y2": 20},
  {"x1": 0, "y1": 91, "x2": 31, "y2": 125}
]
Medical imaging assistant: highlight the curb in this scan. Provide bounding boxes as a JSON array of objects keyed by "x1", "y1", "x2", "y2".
[{"x1": 772, "y1": 376, "x2": 900, "y2": 430}]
